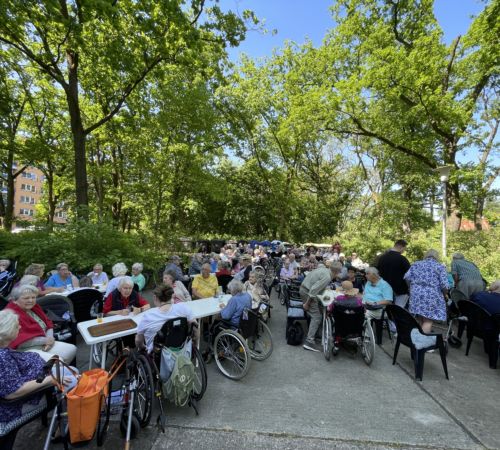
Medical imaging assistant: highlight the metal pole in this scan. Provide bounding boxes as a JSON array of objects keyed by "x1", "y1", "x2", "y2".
[{"x1": 441, "y1": 177, "x2": 447, "y2": 258}]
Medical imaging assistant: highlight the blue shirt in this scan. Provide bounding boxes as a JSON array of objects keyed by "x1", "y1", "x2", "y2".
[
  {"x1": 470, "y1": 291, "x2": 500, "y2": 315},
  {"x1": 221, "y1": 292, "x2": 252, "y2": 327},
  {"x1": 165, "y1": 263, "x2": 184, "y2": 281},
  {"x1": 44, "y1": 273, "x2": 75, "y2": 288},
  {"x1": 363, "y1": 278, "x2": 393, "y2": 303}
]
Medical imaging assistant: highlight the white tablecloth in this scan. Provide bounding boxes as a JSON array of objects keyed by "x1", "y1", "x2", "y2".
[{"x1": 77, "y1": 294, "x2": 231, "y2": 347}]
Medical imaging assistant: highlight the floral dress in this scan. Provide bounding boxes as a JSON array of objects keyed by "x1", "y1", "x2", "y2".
[
  {"x1": 0, "y1": 348, "x2": 46, "y2": 424},
  {"x1": 404, "y1": 258, "x2": 448, "y2": 321}
]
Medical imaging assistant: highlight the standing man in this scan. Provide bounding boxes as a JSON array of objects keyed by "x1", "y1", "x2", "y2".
[
  {"x1": 299, "y1": 262, "x2": 343, "y2": 352},
  {"x1": 377, "y1": 239, "x2": 411, "y2": 308},
  {"x1": 451, "y1": 253, "x2": 485, "y2": 299}
]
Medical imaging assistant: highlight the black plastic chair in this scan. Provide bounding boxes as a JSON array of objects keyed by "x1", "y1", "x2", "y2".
[
  {"x1": 0, "y1": 386, "x2": 55, "y2": 450},
  {"x1": 37, "y1": 294, "x2": 77, "y2": 345},
  {"x1": 216, "y1": 274, "x2": 233, "y2": 294},
  {"x1": 457, "y1": 300, "x2": 499, "y2": 369},
  {"x1": 66, "y1": 288, "x2": 104, "y2": 322},
  {"x1": 386, "y1": 305, "x2": 448, "y2": 381},
  {"x1": 366, "y1": 304, "x2": 392, "y2": 345},
  {"x1": 285, "y1": 281, "x2": 310, "y2": 339}
]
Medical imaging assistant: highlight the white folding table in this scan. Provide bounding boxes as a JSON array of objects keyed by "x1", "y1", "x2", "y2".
[{"x1": 77, "y1": 294, "x2": 231, "y2": 369}]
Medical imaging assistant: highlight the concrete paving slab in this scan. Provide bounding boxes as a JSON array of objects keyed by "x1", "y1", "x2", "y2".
[
  {"x1": 380, "y1": 326, "x2": 500, "y2": 449},
  {"x1": 159, "y1": 299, "x2": 480, "y2": 450},
  {"x1": 11, "y1": 290, "x2": 496, "y2": 450}
]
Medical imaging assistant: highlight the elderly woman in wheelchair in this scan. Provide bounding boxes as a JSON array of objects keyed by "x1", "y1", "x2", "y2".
[
  {"x1": 205, "y1": 279, "x2": 273, "y2": 379},
  {"x1": 324, "y1": 281, "x2": 376, "y2": 365}
]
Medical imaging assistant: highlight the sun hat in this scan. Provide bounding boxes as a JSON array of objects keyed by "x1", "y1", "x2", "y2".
[
  {"x1": 241, "y1": 255, "x2": 252, "y2": 261},
  {"x1": 336, "y1": 280, "x2": 359, "y2": 296}
]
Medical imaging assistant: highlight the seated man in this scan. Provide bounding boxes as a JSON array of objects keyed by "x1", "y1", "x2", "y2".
[
  {"x1": 470, "y1": 280, "x2": 500, "y2": 315},
  {"x1": 362, "y1": 267, "x2": 393, "y2": 321},
  {"x1": 165, "y1": 256, "x2": 186, "y2": 282},
  {"x1": 192, "y1": 263, "x2": 219, "y2": 300}
]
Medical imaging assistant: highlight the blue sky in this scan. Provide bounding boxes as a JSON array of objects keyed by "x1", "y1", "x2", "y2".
[
  {"x1": 219, "y1": 0, "x2": 498, "y2": 186},
  {"x1": 221, "y1": 0, "x2": 485, "y2": 61}
]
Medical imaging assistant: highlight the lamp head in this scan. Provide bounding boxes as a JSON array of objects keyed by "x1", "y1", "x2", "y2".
[{"x1": 436, "y1": 165, "x2": 452, "y2": 182}]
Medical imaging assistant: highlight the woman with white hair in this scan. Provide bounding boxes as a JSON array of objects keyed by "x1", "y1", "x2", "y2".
[
  {"x1": 87, "y1": 263, "x2": 109, "y2": 286},
  {"x1": 103, "y1": 277, "x2": 150, "y2": 316},
  {"x1": 104, "y1": 262, "x2": 128, "y2": 296},
  {"x1": 131, "y1": 263, "x2": 146, "y2": 291},
  {"x1": 5, "y1": 285, "x2": 77, "y2": 362},
  {"x1": 404, "y1": 249, "x2": 449, "y2": 333},
  {"x1": 218, "y1": 280, "x2": 252, "y2": 328},
  {"x1": 244, "y1": 270, "x2": 269, "y2": 310}
]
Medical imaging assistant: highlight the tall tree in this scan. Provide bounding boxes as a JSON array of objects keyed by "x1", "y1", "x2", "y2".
[
  {"x1": 297, "y1": 0, "x2": 499, "y2": 230},
  {"x1": 0, "y1": 0, "x2": 247, "y2": 217}
]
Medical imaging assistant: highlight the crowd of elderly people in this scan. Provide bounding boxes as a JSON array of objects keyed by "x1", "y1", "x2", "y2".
[{"x1": 0, "y1": 240, "x2": 497, "y2": 448}]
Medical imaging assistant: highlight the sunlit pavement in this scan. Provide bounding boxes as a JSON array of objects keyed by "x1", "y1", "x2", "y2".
[{"x1": 15, "y1": 290, "x2": 500, "y2": 449}]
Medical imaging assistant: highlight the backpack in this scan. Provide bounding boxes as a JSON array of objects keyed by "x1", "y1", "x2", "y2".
[
  {"x1": 286, "y1": 321, "x2": 304, "y2": 346},
  {"x1": 162, "y1": 349, "x2": 195, "y2": 407}
]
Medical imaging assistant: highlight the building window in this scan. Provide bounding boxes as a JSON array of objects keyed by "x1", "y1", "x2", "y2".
[
  {"x1": 21, "y1": 184, "x2": 36, "y2": 193},
  {"x1": 55, "y1": 211, "x2": 67, "y2": 219},
  {"x1": 19, "y1": 208, "x2": 34, "y2": 216}
]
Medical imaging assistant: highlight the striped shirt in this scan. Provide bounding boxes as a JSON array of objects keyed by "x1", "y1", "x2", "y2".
[{"x1": 451, "y1": 259, "x2": 482, "y2": 282}]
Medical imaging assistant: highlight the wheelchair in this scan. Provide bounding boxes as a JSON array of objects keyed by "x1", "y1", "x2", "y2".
[
  {"x1": 152, "y1": 318, "x2": 207, "y2": 419},
  {"x1": 324, "y1": 302, "x2": 376, "y2": 365},
  {"x1": 208, "y1": 307, "x2": 273, "y2": 380}
]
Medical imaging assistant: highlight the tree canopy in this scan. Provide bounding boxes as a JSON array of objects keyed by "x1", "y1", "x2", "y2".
[{"x1": 0, "y1": 0, "x2": 498, "y2": 247}]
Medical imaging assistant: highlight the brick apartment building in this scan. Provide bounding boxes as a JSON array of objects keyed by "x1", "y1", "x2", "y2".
[{"x1": 1, "y1": 165, "x2": 67, "y2": 229}]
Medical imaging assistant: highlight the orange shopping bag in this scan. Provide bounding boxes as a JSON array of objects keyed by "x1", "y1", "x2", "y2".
[{"x1": 66, "y1": 359, "x2": 124, "y2": 444}]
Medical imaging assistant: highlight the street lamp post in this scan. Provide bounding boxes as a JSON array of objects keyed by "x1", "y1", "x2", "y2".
[{"x1": 436, "y1": 166, "x2": 452, "y2": 258}]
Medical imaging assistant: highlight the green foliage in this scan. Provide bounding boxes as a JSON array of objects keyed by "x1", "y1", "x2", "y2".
[{"x1": 0, "y1": 222, "x2": 166, "y2": 276}]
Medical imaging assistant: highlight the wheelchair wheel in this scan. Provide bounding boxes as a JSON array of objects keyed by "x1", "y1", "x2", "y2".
[
  {"x1": 361, "y1": 320, "x2": 375, "y2": 366},
  {"x1": 279, "y1": 285, "x2": 286, "y2": 305},
  {"x1": 133, "y1": 354, "x2": 154, "y2": 427},
  {"x1": 322, "y1": 316, "x2": 333, "y2": 361},
  {"x1": 214, "y1": 329, "x2": 251, "y2": 380},
  {"x1": 120, "y1": 412, "x2": 140, "y2": 439},
  {"x1": 247, "y1": 319, "x2": 273, "y2": 361},
  {"x1": 191, "y1": 346, "x2": 207, "y2": 400}
]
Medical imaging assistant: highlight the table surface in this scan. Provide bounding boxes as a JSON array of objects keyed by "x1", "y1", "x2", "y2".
[{"x1": 77, "y1": 294, "x2": 231, "y2": 346}]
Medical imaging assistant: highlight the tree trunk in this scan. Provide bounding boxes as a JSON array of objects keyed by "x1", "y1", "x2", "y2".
[
  {"x1": 473, "y1": 194, "x2": 485, "y2": 230},
  {"x1": 46, "y1": 170, "x2": 56, "y2": 232},
  {"x1": 65, "y1": 50, "x2": 89, "y2": 218},
  {"x1": 448, "y1": 180, "x2": 462, "y2": 232},
  {"x1": 3, "y1": 139, "x2": 16, "y2": 232},
  {"x1": 111, "y1": 145, "x2": 123, "y2": 226}
]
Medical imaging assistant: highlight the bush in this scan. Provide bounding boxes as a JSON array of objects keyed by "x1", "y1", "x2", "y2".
[{"x1": 0, "y1": 222, "x2": 167, "y2": 277}]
